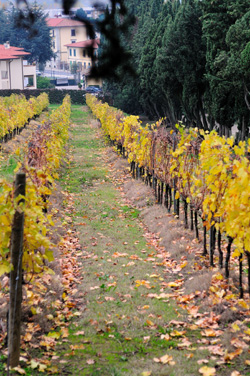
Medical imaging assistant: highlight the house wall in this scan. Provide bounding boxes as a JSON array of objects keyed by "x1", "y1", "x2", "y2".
[
  {"x1": 10, "y1": 59, "x2": 24, "y2": 89},
  {"x1": 50, "y1": 28, "x2": 61, "y2": 62},
  {"x1": 68, "y1": 47, "x2": 92, "y2": 70},
  {"x1": 23, "y1": 64, "x2": 37, "y2": 89},
  {"x1": 0, "y1": 60, "x2": 10, "y2": 89},
  {"x1": 67, "y1": 46, "x2": 102, "y2": 87},
  {"x1": 59, "y1": 26, "x2": 87, "y2": 62}
]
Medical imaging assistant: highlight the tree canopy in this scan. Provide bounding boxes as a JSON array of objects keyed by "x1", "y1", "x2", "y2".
[
  {"x1": 105, "y1": 0, "x2": 250, "y2": 138},
  {"x1": 0, "y1": 3, "x2": 54, "y2": 65}
]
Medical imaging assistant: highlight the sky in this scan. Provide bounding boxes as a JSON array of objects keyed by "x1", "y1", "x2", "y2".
[
  {"x1": 1, "y1": 0, "x2": 110, "y2": 9},
  {"x1": 43, "y1": 0, "x2": 110, "y2": 8}
]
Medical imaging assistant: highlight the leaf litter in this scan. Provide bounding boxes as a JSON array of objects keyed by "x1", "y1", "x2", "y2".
[{"x1": 1, "y1": 107, "x2": 250, "y2": 375}]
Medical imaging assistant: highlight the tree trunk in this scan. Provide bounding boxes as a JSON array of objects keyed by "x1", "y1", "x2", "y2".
[
  {"x1": 183, "y1": 199, "x2": 188, "y2": 229},
  {"x1": 176, "y1": 197, "x2": 180, "y2": 219},
  {"x1": 194, "y1": 211, "x2": 199, "y2": 240},
  {"x1": 218, "y1": 230, "x2": 223, "y2": 268},
  {"x1": 246, "y1": 252, "x2": 250, "y2": 297},
  {"x1": 202, "y1": 219, "x2": 207, "y2": 256},
  {"x1": 190, "y1": 206, "x2": 194, "y2": 231},
  {"x1": 168, "y1": 186, "x2": 172, "y2": 213},
  {"x1": 165, "y1": 184, "x2": 169, "y2": 209},
  {"x1": 239, "y1": 255, "x2": 244, "y2": 299},
  {"x1": 209, "y1": 225, "x2": 216, "y2": 267},
  {"x1": 225, "y1": 237, "x2": 233, "y2": 279}
]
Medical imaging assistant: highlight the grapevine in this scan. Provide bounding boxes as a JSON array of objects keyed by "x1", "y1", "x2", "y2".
[
  {"x1": 0, "y1": 95, "x2": 71, "y2": 278},
  {"x1": 0, "y1": 93, "x2": 49, "y2": 140},
  {"x1": 87, "y1": 94, "x2": 250, "y2": 296}
]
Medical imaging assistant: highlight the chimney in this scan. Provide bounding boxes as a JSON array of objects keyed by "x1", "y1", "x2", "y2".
[{"x1": 4, "y1": 41, "x2": 10, "y2": 49}]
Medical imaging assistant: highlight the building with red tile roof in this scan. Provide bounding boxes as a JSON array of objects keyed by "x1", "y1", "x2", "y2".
[
  {"x1": 0, "y1": 43, "x2": 37, "y2": 89},
  {"x1": 46, "y1": 18, "x2": 84, "y2": 28},
  {"x1": 45, "y1": 17, "x2": 102, "y2": 88},
  {"x1": 65, "y1": 39, "x2": 100, "y2": 49},
  {"x1": 64, "y1": 39, "x2": 101, "y2": 88},
  {"x1": 0, "y1": 44, "x2": 30, "y2": 60},
  {"x1": 46, "y1": 17, "x2": 88, "y2": 64}
]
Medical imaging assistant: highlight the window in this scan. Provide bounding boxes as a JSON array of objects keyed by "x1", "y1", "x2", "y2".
[
  {"x1": 71, "y1": 40, "x2": 76, "y2": 43},
  {"x1": 88, "y1": 62, "x2": 91, "y2": 67},
  {"x1": 69, "y1": 49, "x2": 72, "y2": 56},
  {"x1": 71, "y1": 29, "x2": 76, "y2": 36},
  {"x1": 73, "y1": 49, "x2": 76, "y2": 57},
  {"x1": 83, "y1": 50, "x2": 86, "y2": 57},
  {"x1": 1, "y1": 71, "x2": 8, "y2": 79},
  {"x1": 28, "y1": 76, "x2": 34, "y2": 86},
  {"x1": 52, "y1": 41, "x2": 55, "y2": 49},
  {"x1": 84, "y1": 62, "x2": 86, "y2": 69},
  {"x1": 52, "y1": 30, "x2": 55, "y2": 37},
  {"x1": 24, "y1": 75, "x2": 34, "y2": 87}
]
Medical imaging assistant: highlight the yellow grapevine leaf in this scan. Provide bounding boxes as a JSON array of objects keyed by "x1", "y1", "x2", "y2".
[
  {"x1": 231, "y1": 323, "x2": 240, "y2": 332},
  {"x1": 47, "y1": 331, "x2": 61, "y2": 339},
  {"x1": 0, "y1": 263, "x2": 11, "y2": 276}
]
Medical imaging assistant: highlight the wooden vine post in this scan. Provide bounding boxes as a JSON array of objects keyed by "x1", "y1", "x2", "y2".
[{"x1": 8, "y1": 172, "x2": 26, "y2": 368}]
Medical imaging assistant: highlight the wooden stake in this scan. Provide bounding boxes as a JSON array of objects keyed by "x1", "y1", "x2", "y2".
[{"x1": 8, "y1": 172, "x2": 26, "y2": 368}]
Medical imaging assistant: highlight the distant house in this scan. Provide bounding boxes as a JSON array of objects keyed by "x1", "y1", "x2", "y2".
[
  {"x1": 65, "y1": 39, "x2": 102, "y2": 87},
  {"x1": 45, "y1": 7, "x2": 103, "y2": 19},
  {"x1": 0, "y1": 43, "x2": 37, "y2": 90},
  {"x1": 46, "y1": 18, "x2": 88, "y2": 66}
]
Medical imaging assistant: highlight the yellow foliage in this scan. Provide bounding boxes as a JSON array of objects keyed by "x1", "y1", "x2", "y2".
[
  {"x1": 86, "y1": 95, "x2": 250, "y2": 255},
  {"x1": 0, "y1": 94, "x2": 71, "y2": 277}
]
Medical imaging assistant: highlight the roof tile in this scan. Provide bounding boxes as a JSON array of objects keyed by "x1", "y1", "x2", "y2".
[
  {"x1": 46, "y1": 18, "x2": 84, "y2": 28},
  {"x1": 0, "y1": 44, "x2": 30, "y2": 60}
]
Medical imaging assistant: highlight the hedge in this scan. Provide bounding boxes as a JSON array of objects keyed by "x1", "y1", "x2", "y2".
[{"x1": 0, "y1": 89, "x2": 85, "y2": 105}]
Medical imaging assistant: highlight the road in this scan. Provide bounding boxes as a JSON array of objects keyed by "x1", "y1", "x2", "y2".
[{"x1": 43, "y1": 69, "x2": 75, "y2": 79}]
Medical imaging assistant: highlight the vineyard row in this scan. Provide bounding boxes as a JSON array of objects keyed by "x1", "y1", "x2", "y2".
[
  {"x1": 0, "y1": 94, "x2": 71, "y2": 278},
  {"x1": 86, "y1": 94, "x2": 250, "y2": 298},
  {"x1": 0, "y1": 93, "x2": 49, "y2": 141}
]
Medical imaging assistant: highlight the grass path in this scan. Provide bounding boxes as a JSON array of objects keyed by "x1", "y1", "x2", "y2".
[
  {"x1": 54, "y1": 106, "x2": 207, "y2": 376},
  {"x1": 53, "y1": 105, "x2": 248, "y2": 376},
  {"x1": 1, "y1": 105, "x2": 248, "y2": 376}
]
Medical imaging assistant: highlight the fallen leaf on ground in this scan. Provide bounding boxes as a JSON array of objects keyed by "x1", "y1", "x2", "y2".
[
  {"x1": 199, "y1": 366, "x2": 216, "y2": 375},
  {"x1": 75, "y1": 331, "x2": 85, "y2": 336},
  {"x1": 224, "y1": 349, "x2": 243, "y2": 362},
  {"x1": 11, "y1": 366, "x2": 26, "y2": 374},
  {"x1": 154, "y1": 354, "x2": 175, "y2": 365},
  {"x1": 86, "y1": 359, "x2": 95, "y2": 365},
  {"x1": 197, "y1": 359, "x2": 209, "y2": 365}
]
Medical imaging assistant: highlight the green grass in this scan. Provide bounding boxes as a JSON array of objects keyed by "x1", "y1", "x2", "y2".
[
  {"x1": 0, "y1": 155, "x2": 18, "y2": 180},
  {"x1": 2, "y1": 105, "x2": 246, "y2": 376},
  {"x1": 49, "y1": 106, "x2": 209, "y2": 376}
]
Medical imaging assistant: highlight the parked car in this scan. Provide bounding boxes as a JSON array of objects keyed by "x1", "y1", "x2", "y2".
[
  {"x1": 84, "y1": 86, "x2": 103, "y2": 97},
  {"x1": 36, "y1": 70, "x2": 42, "y2": 76}
]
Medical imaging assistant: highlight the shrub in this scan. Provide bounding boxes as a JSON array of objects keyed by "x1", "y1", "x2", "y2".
[
  {"x1": 37, "y1": 76, "x2": 55, "y2": 89},
  {"x1": 0, "y1": 89, "x2": 85, "y2": 105}
]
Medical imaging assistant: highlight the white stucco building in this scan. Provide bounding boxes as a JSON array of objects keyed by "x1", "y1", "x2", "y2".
[{"x1": 0, "y1": 43, "x2": 37, "y2": 90}]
